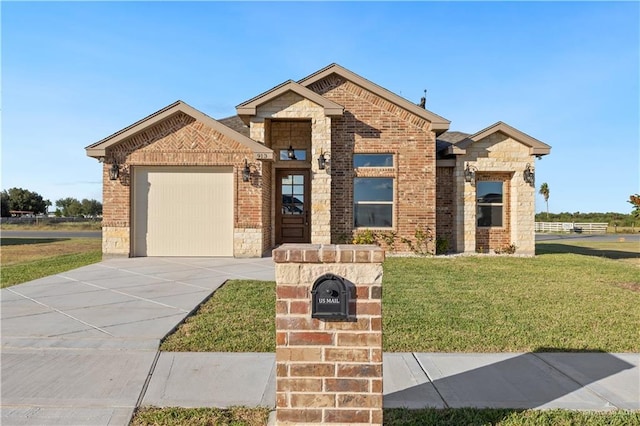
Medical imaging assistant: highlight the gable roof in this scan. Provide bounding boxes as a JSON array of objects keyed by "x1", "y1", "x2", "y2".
[
  {"x1": 453, "y1": 121, "x2": 551, "y2": 156},
  {"x1": 236, "y1": 80, "x2": 344, "y2": 120},
  {"x1": 298, "y1": 63, "x2": 451, "y2": 134},
  {"x1": 85, "y1": 100, "x2": 273, "y2": 159}
]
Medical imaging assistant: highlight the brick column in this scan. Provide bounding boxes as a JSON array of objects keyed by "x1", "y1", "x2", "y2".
[{"x1": 273, "y1": 244, "x2": 384, "y2": 425}]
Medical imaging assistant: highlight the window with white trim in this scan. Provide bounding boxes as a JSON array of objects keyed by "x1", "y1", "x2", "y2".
[{"x1": 476, "y1": 181, "x2": 503, "y2": 227}]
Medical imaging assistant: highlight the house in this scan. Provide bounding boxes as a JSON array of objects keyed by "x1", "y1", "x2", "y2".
[{"x1": 85, "y1": 63, "x2": 550, "y2": 258}]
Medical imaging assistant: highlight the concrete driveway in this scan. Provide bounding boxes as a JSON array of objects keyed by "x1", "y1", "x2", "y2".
[{"x1": 1, "y1": 257, "x2": 275, "y2": 426}]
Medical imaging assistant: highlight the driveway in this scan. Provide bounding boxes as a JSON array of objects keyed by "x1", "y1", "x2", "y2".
[{"x1": 1, "y1": 257, "x2": 275, "y2": 426}]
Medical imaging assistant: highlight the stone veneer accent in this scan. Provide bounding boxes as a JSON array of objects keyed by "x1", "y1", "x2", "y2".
[
  {"x1": 251, "y1": 92, "x2": 332, "y2": 245},
  {"x1": 102, "y1": 226, "x2": 130, "y2": 256},
  {"x1": 455, "y1": 133, "x2": 536, "y2": 255},
  {"x1": 234, "y1": 228, "x2": 263, "y2": 257},
  {"x1": 273, "y1": 244, "x2": 384, "y2": 426}
]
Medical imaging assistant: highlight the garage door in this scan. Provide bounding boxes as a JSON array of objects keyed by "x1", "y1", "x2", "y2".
[{"x1": 132, "y1": 166, "x2": 233, "y2": 256}]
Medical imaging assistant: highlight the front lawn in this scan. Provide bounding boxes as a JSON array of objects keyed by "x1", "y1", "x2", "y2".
[
  {"x1": 131, "y1": 407, "x2": 640, "y2": 425},
  {"x1": 161, "y1": 280, "x2": 275, "y2": 352},
  {"x1": 1, "y1": 238, "x2": 102, "y2": 288},
  {"x1": 162, "y1": 241, "x2": 640, "y2": 353}
]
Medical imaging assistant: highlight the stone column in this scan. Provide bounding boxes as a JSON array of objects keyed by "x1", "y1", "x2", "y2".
[{"x1": 273, "y1": 244, "x2": 384, "y2": 425}]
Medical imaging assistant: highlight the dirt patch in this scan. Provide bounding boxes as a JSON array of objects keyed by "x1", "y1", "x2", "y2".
[{"x1": 614, "y1": 282, "x2": 640, "y2": 292}]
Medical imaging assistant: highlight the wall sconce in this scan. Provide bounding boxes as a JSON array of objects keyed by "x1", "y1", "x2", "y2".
[
  {"x1": 524, "y1": 163, "x2": 535, "y2": 186},
  {"x1": 287, "y1": 145, "x2": 297, "y2": 160},
  {"x1": 464, "y1": 163, "x2": 477, "y2": 184},
  {"x1": 109, "y1": 162, "x2": 120, "y2": 181},
  {"x1": 242, "y1": 159, "x2": 251, "y2": 182},
  {"x1": 317, "y1": 151, "x2": 329, "y2": 170}
]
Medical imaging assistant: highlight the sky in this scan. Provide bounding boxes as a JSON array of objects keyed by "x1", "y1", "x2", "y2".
[{"x1": 2, "y1": 1, "x2": 638, "y2": 214}]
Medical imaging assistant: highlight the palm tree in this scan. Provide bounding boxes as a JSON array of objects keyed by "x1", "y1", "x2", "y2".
[{"x1": 539, "y1": 183, "x2": 550, "y2": 219}]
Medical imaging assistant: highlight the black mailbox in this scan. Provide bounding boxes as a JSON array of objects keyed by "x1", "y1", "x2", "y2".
[{"x1": 311, "y1": 273, "x2": 350, "y2": 320}]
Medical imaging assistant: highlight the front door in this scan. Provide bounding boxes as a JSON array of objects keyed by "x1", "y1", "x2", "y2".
[{"x1": 276, "y1": 169, "x2": 310, "y2": 244}]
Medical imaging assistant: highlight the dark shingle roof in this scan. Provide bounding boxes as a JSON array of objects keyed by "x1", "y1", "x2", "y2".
[
  {"x1": 436, "y1": 131, "x2": 471, "y2": 159},
  {"x1": 436, "y1": 131, "x2": 470, "y2": 144},
  {"x1": 218, "y1": 115, "x2": 250, "y2": 137}
]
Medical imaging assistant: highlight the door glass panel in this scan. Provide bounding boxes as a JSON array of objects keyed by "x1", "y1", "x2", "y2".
[{"x1": 281, "y1": 173, "x2": 306, "y2": 216}]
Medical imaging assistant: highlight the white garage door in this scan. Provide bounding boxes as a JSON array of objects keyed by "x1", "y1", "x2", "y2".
[{"x1": 132, "y1": 166, "x2": 233, "y2": 256}]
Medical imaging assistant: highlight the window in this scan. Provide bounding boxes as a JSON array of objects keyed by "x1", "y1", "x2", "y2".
[
  {"x1": 279, "y1": 149, "x2": 307, "y2": 161},
  {"x1": 477, "y1": 181, "x2": 503, "y2": 227},
  {"x1": 353, "y1": 154, "x2": 393, "y2": 168},
  {"x1": 354, "y1": 178, "x2": 393, "y2": 227}
]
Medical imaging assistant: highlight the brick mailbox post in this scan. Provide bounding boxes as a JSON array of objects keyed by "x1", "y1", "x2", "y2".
[{"x1": 273, "y1": 244, "x2": 384, "y2": 425}]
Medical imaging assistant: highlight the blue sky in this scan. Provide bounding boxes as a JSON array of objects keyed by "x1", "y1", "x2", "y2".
[{"x1": 2, "y1": 1, "x2": 638, "y2": 214}]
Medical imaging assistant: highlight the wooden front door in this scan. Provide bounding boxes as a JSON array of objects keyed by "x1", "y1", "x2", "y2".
[{"x1": 276, "y1": 170, "x2": 310, "y2": 244}]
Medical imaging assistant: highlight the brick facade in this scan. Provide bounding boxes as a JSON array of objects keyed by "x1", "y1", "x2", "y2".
[
  {"x1": 274, "y1": 244, "x2": 384, "y2": 425},
  {"x1": 436, "y1": 166, "x2": 455, "y2": 252},
  {"x1": 101, "y1": 112, "x2": 268, "y2": 257},
  {"x1": 89, "y1": 64, "x2": 548, "y2": 258},
  {"x1": 307, "y1": 75, "x2": 437, "y2": 252}
]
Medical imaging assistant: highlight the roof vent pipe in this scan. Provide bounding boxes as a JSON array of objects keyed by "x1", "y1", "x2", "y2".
[{"x1": 418, "y1": 89, "x2": 426, "y2": 109}]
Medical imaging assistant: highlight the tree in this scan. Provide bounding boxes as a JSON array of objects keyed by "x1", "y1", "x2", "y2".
[
  {"x1": 4, "y1": 187, "x2": 49, "y2": 214},
  {"x1": 81, "y1": 198, "x2": 102, "y2": 217},
  {"x1": 1, "y1": 191, "x2": 10, "y2": 217},
  {"x1": 629, "y1": 194, "x2": 640, "y2": 219},
  {"x1": 55, "y1": 197, "x2": 83, "y2": 217},
  {"x1": 539, "y1": 183, "x2": 550, "y2": 219}
]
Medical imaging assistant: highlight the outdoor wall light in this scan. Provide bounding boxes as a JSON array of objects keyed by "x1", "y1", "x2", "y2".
[
  {"x1": 109, "y1": 163, "x2": 120, "y2": 181},
  {"x1": 524, "y1": 163, "x2": 535, "y2": 186},
  {"x1": 287, "y1": 145, "x2": 297, "y2": 160},
  {"x1": 242, "y1": 159, "x2": 251, "y2": 182},
  {"x1": 317, "y1": 151, "x2": 329, "y2": 170},
  {"x1": 464, "y1": 163, "x2": 477, "y2": 184}
]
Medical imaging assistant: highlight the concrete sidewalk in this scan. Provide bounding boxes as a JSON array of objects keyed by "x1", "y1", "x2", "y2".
[{"x1": 142, "y1": 352, "x2": 639, "y2": 411}]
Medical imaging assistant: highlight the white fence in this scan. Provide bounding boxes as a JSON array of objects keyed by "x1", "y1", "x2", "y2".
[{"x1": 535, "y1": 222, "x2": 608, "y2": 234}]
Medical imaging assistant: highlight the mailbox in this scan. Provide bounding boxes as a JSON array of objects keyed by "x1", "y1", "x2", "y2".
[{"x1": 311, "y1": 273, "x2": 350, "y2": 320}]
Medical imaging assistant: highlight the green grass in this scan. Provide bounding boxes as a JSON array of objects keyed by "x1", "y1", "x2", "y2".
[
  {"x1": 160, "y1": 280, "x2": 275, "y2": 352},
  {"x1": 383, "y1": 254, "x2": 639, "y2": 352},
  {"x1": 130, "y1": 407, "x2": 640, "y2": 425},
  {"x1": 131, "y1": 406, "x2": 271, "y2": 426},
  {"x1": 162, "y1": 240, "x2": 639, "y2": 353},
  {"x1": 1, "y1": 250, "x2": 103, "y2": 288},
  {"x1": 384, "y1": 408, "x2": 640, "y2": 425}
]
